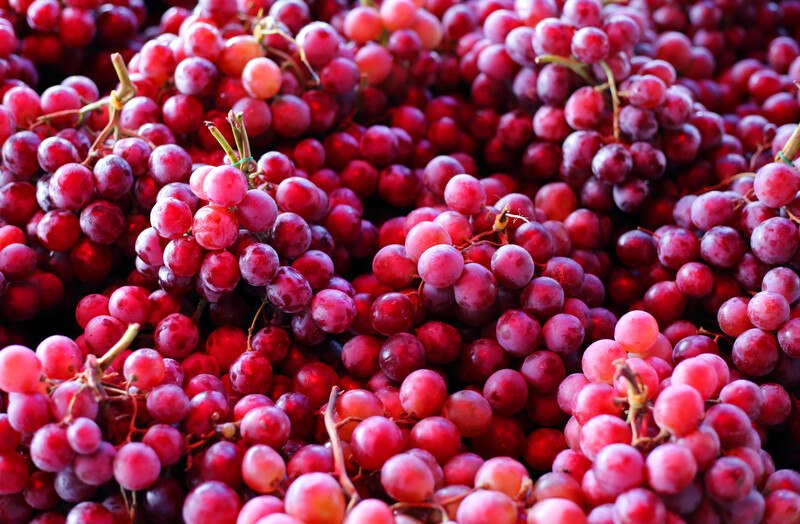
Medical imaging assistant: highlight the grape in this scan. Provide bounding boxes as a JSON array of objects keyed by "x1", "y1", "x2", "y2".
[
  {"x1": 351, "y1": 416, "x2": 404, "y2": 470},
  {"x1": 720, "y1": 380, "x2": 764, "y2": 420},
  {"x1": 475, "y1": 457, "x2": 530, "y2": 498},
  {"x1": 408, "y1": 416, "x2": 461, "y2": 464},
  {"x1": 0, "y1": 4, "x2": 799, "y2": 522},
  {"x1": 646, "y1": 443, "x2": 698, "y2": 494},
  {"x1": 753, "y1": 163, "x2": 800, "y2": 208},
  {"x1": 241, "y1": 445, "x2": 285, "y2": 494},
  {"x1": 705, "y1": 457, "x2": 754, "y2": 503},
  {"x1": 418, "y1": 244, "x2": 464, "y2": 288},
  {"x1": 765, "y1": 490, "x2": 800, "y2": 523},
  {"x1": 593, "y1": 443, "x2": 645, "y2": 494},
  {"x1": 183, "y1": 481, "x2": 241, "y2": 524},
  {"x1": 614, "y1": 311, "x2": 659, "y2": 353},
  {"x1": 582, "y1": 339, "x2": 627, "y2": 383},
  {"x1": 380, "y1": 453, "x2": 436, "y2": 502},
  {"x1": 580, "y1": 415, "x2": 633, "y2": 460},
  {"x1": 491, "y1": 244, "x2": 535, "y2": 289},
  {"x1": 66, "y1": 418, "x2": 101, "y2": 455},
  {"x1": 528, "y1": 498, "x2": 587, "y2": 523},
  {"x1": 31, "y1": 424, "x2": 74, "y2": 473},
  {"x1": 612, "y1": 488, "x2": 666, "y2": 524},
  {"x1": 483, "y1": 369, "x2": 528, "y2": 415},
  {"x1": 456, "y1": 489, "x2": 518, "y2": 524},
  {"x1": 732, "y1": 329, "x2": 779, "y2": 377},
  {"x1": 0, "y1": 345, "x2": 42, "y2": 393},
  {"x1": 113, "y1": 443, "x2": 160, "y2": 491},
  {"x1": 444, "y1": 174, "x2": 486, "y2": 215},
  {"x1": 496, "y1": 309, "x2": 542, "y2": 357},
  {"x1": 310, "y1": 290, "x2": 356, "y2": 334},
  {"x1": 36, "y1": 336, "x2": 81, "y2": 381},
  {"x1": 0, "y1": 451, "x2": 29, "y2": 495},
  {"x1": 344, "y1": 499, "x2": 394, "y2": 524},
  {"x1": 400, "y1": 370, "x2": 447, "y2": 418},
  {"x1": 284, "y1": 473, "x2": 345, "y2": 524},
  {"x1": 671, "y1": 358, "x2": 718, "y2": 399},
  {"x1": 654, "y1": 385, "x2": 704, "y2": 436}
]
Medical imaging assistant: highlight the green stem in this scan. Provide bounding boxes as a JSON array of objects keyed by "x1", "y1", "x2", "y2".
[
  {"x1": 204, "y1": 122, "x2": 239, "y2": 165},
  {"x1": 97, "y1": 324, "x2": 140, "y2": 371},
  {"x1": 778, "y1": 122, "x2": 800, "y2": 164},
  {"x1": 234, "y1": 112, "x2": 252, "y2": 172},
  {"x1": 36, "y1": 52, "x2": 136, "y2": 130},
  {"x1": 535, "y1": 54, "x2": 596, "y2": 86},
  {"x1": 110, "y1": 52, "x2": 137, "y2": 105},
  {"x1": 599, "y1": 60, "x2": 620, "y2": 142},
  {"x1": 229, "y1": 114, "x2": 245, "y2": 162}
]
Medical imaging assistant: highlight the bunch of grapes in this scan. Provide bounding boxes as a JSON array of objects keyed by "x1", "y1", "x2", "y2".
[{"x1": 0, "y1": 0, "x2": 796, "y2": 522}]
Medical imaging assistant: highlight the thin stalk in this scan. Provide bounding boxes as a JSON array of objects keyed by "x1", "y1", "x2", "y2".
[
  {"x1": 599, "y1": 60, "x2": 620, "y2": 142},
  {"x1": 777, "y1": 122, "x2": 800, "y2": 164},
  {"x1": 535, "y1": 54, "x2": 595, "y2": 85},
  {"x1": 110, "y1": 52, "x2": 137, "y2": 105},
  {"x1": 35, "y1": 53, "x2": 135, "y2": 128},
  {"x1": 229, "y1": 111, "x2": 255, "y2": 176},
  {"x1": 247, "y1": 299, "x2": 269, "y2": 351},
  {"x1": 254, "y1": 19, "x2": 320, "y2": 86},
  {"x1": 204, "y1": 122, "x2": 239, "y2": 164},
  {"x1": 324, "y1": 386, "x2": 360, "y2": 507},
  {"x1": 229, "y1": 113, "x2": 245, "y2": 162},
  {"x1": 97, "y1": 324, "x2": 140, "y2": 371}
]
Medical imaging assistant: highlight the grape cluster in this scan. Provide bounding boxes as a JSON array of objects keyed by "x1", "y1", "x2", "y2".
[
  {"x1": 0, "y1": 0, "x2": 797, "y2": 522},
  {"x1": 0, "y1": 0, "x2": 146, "y2": 80}
]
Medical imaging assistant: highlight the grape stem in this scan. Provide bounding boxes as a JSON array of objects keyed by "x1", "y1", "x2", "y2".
[
  {"x1": 229, "y1": 111, "x2": 256, "y2": 175},
  {"x1": 777, "y1": 93, "x2": 800, "y2": 163},
  {"x1": 779, "y1": 125, "x2": 800, "y2": 163},
  {"x1": 246, "y1": 299, "x2": 269, "y2": 351},
  {"x1": 97, "y1": 323, "x2": 141, "y2": 371},
  {"x1": 191, "y1": 299, "x2": 207, "y2": 324},
  {"x1": 324, "y1": 386, "x2": 361, "y2": 509},
  {"x1": 787, "y1": 207, "x2": 800, "y2": 225},
  {"x1": 697, "y1": 327, "x2": 729, "y2": 342},
  {"x1": 335, "y1": 416, "x2": 364, "y2": 429},
  {"x1": 635, "y1": 226, "x2": 661, "y2": 240},
  {"x1": 122, "y1": 392, "x2": 139, "y2": 444},
  {"x1": 457, "y1": 205, "x2": 516, "y2": 247},
  {"x1": 534, "y1": 55, "x2": 596, "y2": 86},
  {"x1": 120, "y1": 487, "x2": 136, "y2": 523},
  {"x1": 253, "y1": 16, "x2": 320, "y2": 86},
  {"x1": 514, "y1": 478, "x2": 533, "y2": 501},
  {"x1": 439, "y1": 487, "x2": 476, "y2": 507},
  {"x1": 613, "y1": 359, "x2": 649, "y2": 444},
  {"x1": 61, "y1": 323, "x2": 139, "y2": 423},
  {"x1": 694, "y1": 171, "x2": 755, "y2": 195},
  {"x1": 599, "y1": 60, "x2": 620, "y2": 142},
  {"x1": 204, "y1": 121, "x2": 239, "y2": 165},
  {"x1": 267, "y1": 45, "x2": 310, "y2": 85},
  {"x1": 34, "y1": 53, "x2": 137, "y2": 130},
  {"x1": 81, "y1": 53, "x2": 139, "y2": 165}
]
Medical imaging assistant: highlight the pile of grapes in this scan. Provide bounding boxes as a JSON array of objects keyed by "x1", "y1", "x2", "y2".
[{"x1": 0, "y1": 0, "x2": 800, "y2": 522}]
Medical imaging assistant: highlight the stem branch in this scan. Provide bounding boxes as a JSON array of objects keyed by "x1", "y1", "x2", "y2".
[
  {"x1": 535, "y1": 55, "x2": 596, "y2": 86},
  {"x1": 778, "y1": 122, "x2": 800, "y2": 164},
  {"x1": 599, "y1": 60, "x2": 620, "y2": 142},
  {"x1": 324, "y1": 386, "x2": 360, "y2": 506},
  {"x1": 97, "y1": 324, "x2": 140, "y2": 371}
]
